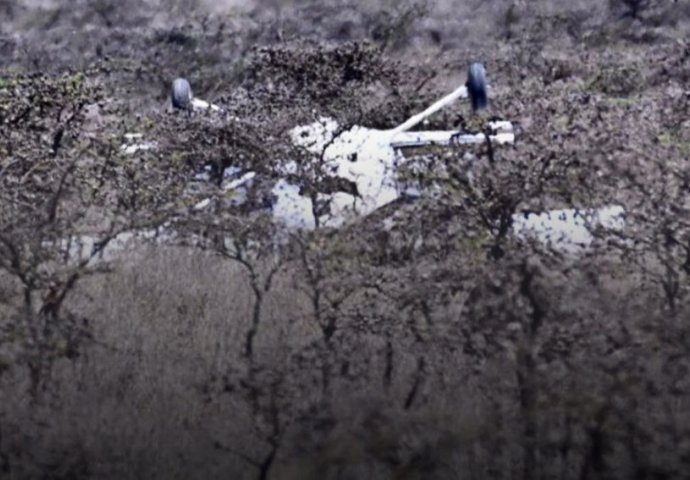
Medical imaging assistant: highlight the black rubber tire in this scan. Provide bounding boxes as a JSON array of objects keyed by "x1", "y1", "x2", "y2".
[
  {"x1": 171, "y1": 78, "x2": 192, "y2": 110},
  {"x1": 466, "y1": 63, "x2": 488, "y2": 113}
]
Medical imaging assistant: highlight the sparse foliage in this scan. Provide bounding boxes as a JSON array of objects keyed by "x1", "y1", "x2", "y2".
[
  {"x1": 1, "y1": 2, "x2": 690, "y2": 480},
  {"x1": 610, "y1": 0, "x2": 653, "y2": 19}
]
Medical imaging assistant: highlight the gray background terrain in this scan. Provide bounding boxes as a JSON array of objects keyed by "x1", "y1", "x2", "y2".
[{"x1": 1, "y1": 1, "x2": 690, "y2": 479}]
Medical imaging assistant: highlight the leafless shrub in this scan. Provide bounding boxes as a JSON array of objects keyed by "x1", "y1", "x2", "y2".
[
  {"x1": 1, "y1": 4, "x2": 690, "y2": 480},
  {"x1": 610, "y1": 0, "x2": 654, "y2": 20},
  {"x1": 0, "y1": 68, "x2": 193, "y2": 399},
  {"x1": 586, "y1": 64, "x2": 643, "y2": 96},
  {"x1": 368, "y1": 1, "x2": 430, "y2": 51}
]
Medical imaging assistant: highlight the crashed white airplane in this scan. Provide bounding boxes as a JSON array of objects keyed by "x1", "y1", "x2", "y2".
[{"x1": 120, "y1": 67, "x2": 624, "y2": 255}]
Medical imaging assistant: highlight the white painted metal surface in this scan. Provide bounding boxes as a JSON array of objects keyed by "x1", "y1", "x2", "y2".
[
  {"x1": 512, "y1": 205, "x2": 625, "y2": 253},
  {"x1": 106, "y1": 82, "x2": 626, "y2": 255},
  {"x1": 390, "y1": 84, "x2": 469, "y2": 135},
  {"x1": 190, "y1": 97, "x2": 222, "y2": 112},
  {"x1": 390, "y1": 121, "x2": 514, "y2": 148}
]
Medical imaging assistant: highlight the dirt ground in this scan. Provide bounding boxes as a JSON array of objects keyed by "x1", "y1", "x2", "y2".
[{"x1": 1, "y1": 1, "x2": 690, "y2": 479}]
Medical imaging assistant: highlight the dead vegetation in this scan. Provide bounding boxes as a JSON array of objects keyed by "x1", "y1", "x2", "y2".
[{"x1": 1, "y1": 1, "x2": 690, "y2": 479}]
